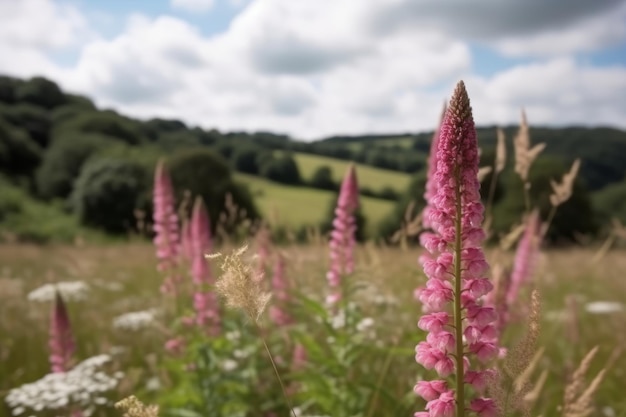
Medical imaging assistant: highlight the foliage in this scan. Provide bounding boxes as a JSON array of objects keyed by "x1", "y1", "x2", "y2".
[
  {"x1": 0, "y1": 176, "x2": 87, "y2": 243},
  {"x1": 593, "y1": 179, "x2": 626, "y2": 226},
  {"x1": 309, "y1": 165, "x2": 337, "y2": 191},
  {"x1": 168, "y1": 149, "x2": 260, "y2": 233},
  {"x1": 54, "y1": 110, "x2": 145, "y2": 145},
  {"x1": 15, "y1": 76, "x2": 66, "y2": 109},
  {"x1": 259, "y1": 153, "x2": 302, "y2": 185},
  {"x1": 0, "y1": 103, "x2": 52, "y2": 148},
  {"x1": 36, "y1": 133, "x2": 109, "y2": 200},
  {"x1": 0, "y1": 116, "x2": 42, "y2": 181},
  {"x1": 493, "y1": 157, "x2": 598, "y2": 243},
  {"x1": 71, "y1": 157, "x2": 150, "y2": 233}
]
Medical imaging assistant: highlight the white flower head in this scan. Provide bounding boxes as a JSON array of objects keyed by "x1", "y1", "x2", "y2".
[
  {"x1": 112, "y1": 309, "x2": 159, "y2": 331},
  {"x1": 27, "y1": 281, "x2": 89, "y2": 303},
  {"x1": 5, "y1": 355, "x2": 123, "y2": 416}
]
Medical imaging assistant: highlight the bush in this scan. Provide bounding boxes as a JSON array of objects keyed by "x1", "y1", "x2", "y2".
[
  {"x1": 0, "y1": 117, "x2": 42, "y2": 180},
  {"x1": 54, "y1": 110, "x2": 144, "y2": 145},
  {"x1": 15, "y1": 76, "x2": 66, "y2": 109},
  {"x1": 0, "y1": 103, "x2": 51, "y2": 147},
  {"x1": 309, "y1": 165, "x2": 337, "y2": 190},
  {"x1": 168, "y1": 149, "x2": 260, "y2": 233},
  {"x1": 592, "y1": 180, "x2": 626, "y2": 227},
  {"x1": 231, "y1": 146, "x2": 266, "y2": 175},
  {"x1": 0, "y1": 176, "x2": 87, "y2": 243},
  {"x1": 259, "y1": 154, "x2": 301, "y2": 185},
  {"x1": 493, "y1": 157, "x2": 598, "y2": 244},
  {"x1": 71, "y1": 158, "x2": 149, "y2": 233},
  {"x1": 36, "y1": 133, "x2": 109, "y2": 200}
]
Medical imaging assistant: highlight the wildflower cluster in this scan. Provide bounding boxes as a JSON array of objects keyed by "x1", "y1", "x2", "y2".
[
  {"x1": 112, "y1": 309, "x2": 159, "y2": 331},
  {"x1": 6, "y1": 355, "x2": 123, "y2": 417},
  {"x1": 28, "y1": 281, "x2": 89, "y2": 302},
  {"x1": 415, "y1": 81, "x2": 498, "y2": 417}
]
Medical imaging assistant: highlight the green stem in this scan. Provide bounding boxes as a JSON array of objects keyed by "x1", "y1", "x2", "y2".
[
  {"x1": 257, "y1": 327, "x2": 297, "y2": 417},
  {"x1": 454, "y1": 166, "x2": 466, "y2": 417}
]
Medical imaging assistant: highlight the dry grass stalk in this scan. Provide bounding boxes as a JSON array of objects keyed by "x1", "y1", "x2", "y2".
[
  {"x1": 499, "y1": 222, "x2": 527, "y2": 251},
  {"x1": 514, "y1": 109, "x2": 546, "y2": 184},
  {"x1": 477, "y1": 165, "x2": 493, "y2": 182},
  {"x1": 561, "y1": 346, "x2": 609, "y2": 417},
  {"x1": 495, "y1": 127, "x2": 507, "y2": 174},
  {"x1": 208, "y1": 245, "x2": 271, "y2": 322},
  {"x1": 115, "y1": 395, "x2": 159, "y2": 417},
  {"x1": 550, "y1": 159, "x2": 581, "y2": 207},
  {"x1": 523, "y1": 369, "x2": 548, "y2": 405},
  {"x1": 496, "y1": 290, "x2": 541, "y2": 417},
  {"x1": 390, "y1": 200, "x2": 422, "y2": 250},
  {"x1": 514, "y1": 346, "x2": 545, "y2": 393}
]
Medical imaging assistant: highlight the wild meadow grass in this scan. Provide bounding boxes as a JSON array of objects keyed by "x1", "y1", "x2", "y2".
[
  {"x1": 234, "y1": 173, "x2": 394, "y2": 234},
  {"x1": 1, "y1": 242, "x2": 624, "y2": 417}
]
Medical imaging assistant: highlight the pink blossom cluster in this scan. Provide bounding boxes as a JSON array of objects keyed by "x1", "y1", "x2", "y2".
[
  {"x1": 49, "y1": 291, "x2": 76, "y2": 373},
  {"x1": 189, "y1": 197, "x2": 221, "y2": 335},
  {"x1": 269, "y1": 254, "x2": 293, "y2": 326},
  {"x1": 153, "y1": 160, "x2": 181, "y2": 295},
  {"x1": 415, "y1": 82, "x2": 498, "y2": 417},
  {"x1": 422, "y1": 103, "x2": 446, "y2": 229},
  {"x1": 326, "y1": 164, "x2": 359, "y2": 305}
]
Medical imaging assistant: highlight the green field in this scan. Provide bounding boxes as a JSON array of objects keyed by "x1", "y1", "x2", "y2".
[
  {"x1": 289, "y1": 153, "x2": 411, "y2": 193},
  {"x1": 235, "y1": 173, "x2": 394, "y2": 234}
]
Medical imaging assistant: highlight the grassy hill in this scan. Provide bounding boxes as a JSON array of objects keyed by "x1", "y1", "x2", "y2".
[
  {"x1": 235, "y1": 173, "x2": 394, "y2": 235},
  {"x1": 289, "y1": 152, "x2": 412, "y2": 193}
]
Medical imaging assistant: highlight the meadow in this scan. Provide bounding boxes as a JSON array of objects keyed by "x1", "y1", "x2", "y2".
[
  {"x1": 235, "y1": 173, "x2": 394, "y2": 235},
  {"x1": 1, "y1": 240, "x2": 625, "y2": 417},
  {"x1": 289, "y1": 153, "x2": 412, "y2": 193}
]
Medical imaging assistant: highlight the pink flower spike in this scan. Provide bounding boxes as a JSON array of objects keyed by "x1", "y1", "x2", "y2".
[
  {"x1": 326, "y1": 164, "x2": 359, "y2": 305},
  {"x1": 470, "y1": 398, "x2": 498, "y2": 417},
  {"x1": 49, "y1": 291, "x2": 75, "y2": 373},
  {"x1": 469, "y1": 341, "x2": 499, "y2": 363},
  {"x1": 152, "y1": 159, "x2": 181, "y2": 295},
  {"x1": 465, "y1": 370, "x2": 497, "y2": 392}
]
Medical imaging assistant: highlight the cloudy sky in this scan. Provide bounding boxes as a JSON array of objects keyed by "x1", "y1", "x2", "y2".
[{"x1": 1, "y1": 0, "x2": 625, "y2": 140}]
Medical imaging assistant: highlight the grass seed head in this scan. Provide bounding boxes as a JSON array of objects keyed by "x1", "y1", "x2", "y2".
[{"x1": 208, "y1": 244, "x2": 271, "y2": 322}]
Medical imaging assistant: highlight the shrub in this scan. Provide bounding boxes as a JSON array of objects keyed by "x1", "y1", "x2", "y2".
[
  {"x1": 36, "y1": 134, "x2": 108, "y2": 200},
  {"x1": 259, "y1": 154, "x2": 301, "y2": 185},
  {"x1": 0, "y1": 117, "x2": 42, "y2": 180},
  {"x1": 71, "y1": 158, "x2": 149, "y2": 233},
  {"x1": 309, "y1": 165, "x2": 337, "y2": 190},
  {"x1": 168, "y1": 149, "x2": 260, "y2": 233}
]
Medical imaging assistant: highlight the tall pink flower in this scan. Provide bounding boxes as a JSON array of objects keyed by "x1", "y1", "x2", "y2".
[
  {"x1": 49, "y1": 291, "x2": 76, "y2": 373},
  {"x1": 415, "y1": 81, "x2": 498, "y2": 417},
  {"x1": 190, "y1": 196, "x2": 220, "y2": 335},
  {"x1": 422, "y1": 102, "x2": 447, "y2": 229},
  {"x1": 326, "y1": 164, "x2": 359, "y2": 305},
  {"x1": 152, "y1": 160, "x2": 181, "y2": 295},
  {"x1": 269, "y1": 254, "x2": 293, "y2": 326},
  {"x1": 489, "y1": 209, "x2": 541, "y2": 332}
]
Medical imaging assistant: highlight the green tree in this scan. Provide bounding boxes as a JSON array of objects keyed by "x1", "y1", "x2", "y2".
[
  {"x1": 259, "y1": 154, "x2": 301, "y2": 185},
  {"x1": 36, "y1": 134, "x2": 108, "y2": 200},
  {"x1": 168, "y1": 149, "x2": 260, "y2": 233},
  {"x1": 0, "y1": 103, "x2": 51, "y2": 147},
  {"x1": 592, "y1": 180, "x2": 626, "y2": 227},
  {"x1": 71, "y1": 158, "x2": 149, "y2": 233},
  {"x1": 15, "y1": 76, "x2": 66, "y2": 109},
  {"x1": 54, "y1": 110, "x2": 144, "y2": 145},
  {"x1": 309, "y1": 165, "x2": 337, "y2": 190},
  {"x1": 493, "y1": 157, "x2": 598, "y2": 244},
  {"x1": 0, "y1": 117, "x2": 42, "y2": 180}
]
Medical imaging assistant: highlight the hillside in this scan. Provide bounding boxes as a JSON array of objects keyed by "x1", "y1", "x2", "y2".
[{"x1": 1, "y1": 73, "x2": 624, "y2": 243}]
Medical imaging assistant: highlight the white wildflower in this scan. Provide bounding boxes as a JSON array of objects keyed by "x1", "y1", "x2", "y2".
[
  {"x1": 585, "y1": 301, "x2": 623, "y2": 314},
  {"x1": 356, "y1": 317, "x2": 374, "y2": 333},
  {"x1": 145, "y1": 377, "x2": 162, "y2": 392},
  {"x1": 221, "y1": 359, "x2": 238, "y2": 372},
  {"x1": 112, "y1": 309, "x2": 158, "y2": 331},
  {"x1": 27, "y1": 281, "x2": 89, "y2": 303},
  {"x1": 5, "y1": 354, "x2": 123, "y2": 417}
]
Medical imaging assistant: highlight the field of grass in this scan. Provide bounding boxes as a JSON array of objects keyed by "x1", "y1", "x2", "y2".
[
  {"x1": 289, "y1": 152, "x2": 412, "y2": 193},
  {"x1": 1, "y1": 242, "x2": 625, "y2": 417},
  {"x1": 235, "y1": 173, "x2": 394, "y2": 234}
]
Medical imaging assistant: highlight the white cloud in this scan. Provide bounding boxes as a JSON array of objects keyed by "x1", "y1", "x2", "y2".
[
  {"x1": 0, "y1": 0, "x2": 93, "y2": 79},
  {"x1": 170, "y1": 0, "x2": 214, "y2": 13},
  {"x1": 1, "y1": 0, "x2": 625, "y2": 141}
]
